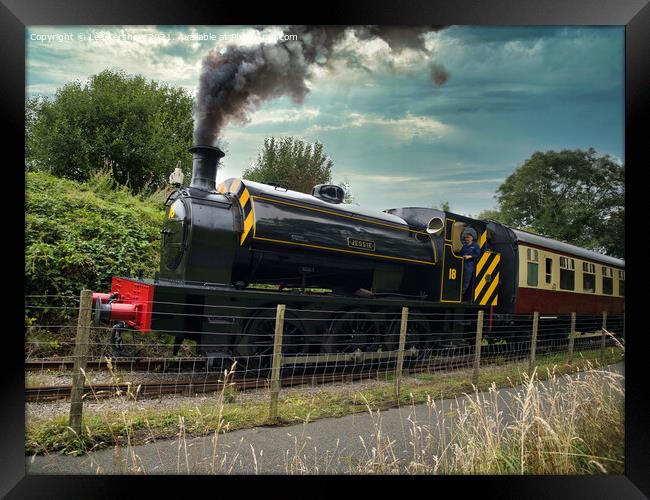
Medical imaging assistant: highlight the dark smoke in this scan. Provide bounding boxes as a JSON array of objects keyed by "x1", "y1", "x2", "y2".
[
  {"x1": 193, "y1": 25, "x2": 449, "y2": 146},
  {"x1": 430, "y1": 63, "x2": 450, "y2": 86}
]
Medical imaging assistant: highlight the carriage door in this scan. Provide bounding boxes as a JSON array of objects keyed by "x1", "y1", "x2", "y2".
[{"x1": 473, "y1": 227, "x2": 501, "y2": 306}]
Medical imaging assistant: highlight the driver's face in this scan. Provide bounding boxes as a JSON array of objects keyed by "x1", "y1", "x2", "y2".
[{"x1": 464, "y1": 235, "x2": 473, "y2": 244}]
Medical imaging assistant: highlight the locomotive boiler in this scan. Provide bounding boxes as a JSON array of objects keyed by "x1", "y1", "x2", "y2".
[
  {"x1": 162, "y1": 146, "x2": 438, "y2": 297},
  {"x1": 92, "y1": 145, "x2": 624, "y2": 367}
]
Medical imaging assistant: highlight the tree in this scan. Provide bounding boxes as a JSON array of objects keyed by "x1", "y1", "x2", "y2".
[
  {"x1": 338, "y1": 181, "x2": 355, "y2": 204},
  {"x1": 243, "y1": 137, "x2": 334, "y2": 194},
  {"x1": 26, "y1": 69, "x2": 194, "y2": 192},
  {"x1": 431, "y1": 201, "x2": 450, "y2": 211},
  {"x1": 492, "y1": 148, "x2": 624, "y2": 257},
  {"x1": 476, "y1": 208, "x2": 504, "y2": 221}
]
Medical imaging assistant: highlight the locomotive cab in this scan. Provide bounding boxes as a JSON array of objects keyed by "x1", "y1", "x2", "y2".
[{"x1": 384, "y1": 207, "x2": 496, "y2": 305}]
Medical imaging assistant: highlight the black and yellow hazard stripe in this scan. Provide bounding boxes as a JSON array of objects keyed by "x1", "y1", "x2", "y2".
[
  {"x1": 217, "y1": 178, "x2": 254, "y2": 246},
  {"x1": 474, "y1": 250, "x2": 500, "y2": 306},
  {"x1": 479, "y1": 229, "x2": 488, "y2": 249}
]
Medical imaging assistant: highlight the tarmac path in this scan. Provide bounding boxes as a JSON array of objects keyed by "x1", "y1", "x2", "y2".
[{"x1": 26, "y1": 362, "x2": 624, "y2": 475}]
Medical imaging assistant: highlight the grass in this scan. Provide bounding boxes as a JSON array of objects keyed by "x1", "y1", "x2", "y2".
[{"x1": 26, "y1": 347, "x2": 623, "y2": 458}]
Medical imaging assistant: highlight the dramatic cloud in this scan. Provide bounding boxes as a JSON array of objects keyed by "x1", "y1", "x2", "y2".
[
  {"x1": 193, "y1": 25, "x2": 449, "y2": 145},
  {"x1": 27, "y1": 26, "x2": 623, "y2": 215}
]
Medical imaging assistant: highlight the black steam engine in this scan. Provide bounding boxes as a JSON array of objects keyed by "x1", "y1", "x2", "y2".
[{"x1": 93, "y1": 145, "x2": 522, "y2": 368}]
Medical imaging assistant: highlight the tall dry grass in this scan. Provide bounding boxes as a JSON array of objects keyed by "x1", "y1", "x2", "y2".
[
  {"x1": 279, "y1": 363, "x2": 624, "y2": 475},
  {"x1": 346, "y1": 363, "x2": 624, "y2": 474}
]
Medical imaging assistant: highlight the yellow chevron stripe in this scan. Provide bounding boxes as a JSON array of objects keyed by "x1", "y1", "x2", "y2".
[
  {"x1": 474, "y1": 254, "x2": 500, "y2": 299},
  {"x1": 479, "y1": 230, "x2": 487, "y2": 248},
  {"x1": 476, "y1": 251, "x2": 492, "y2": 275},
  {"x1": 230, "y1": 178, "x2": 242, "y2": 195},
  {"x1": 240, "y1": 211, "x2": 254, "y2": 245},
  {"x1": 474, "y1": 275, "x2": 488, "y2": 299},
  {"x1": 239, "y1": 187, "x2": 250, "y2": 208},
  {"x1": 490, "y1": 294, "x2": 498, "y2": 306},
  {"x1": 480, "y1": 272, "x2": 500, "y2": 305},
  {"x1": 486, "y1": 253, "x2": 500, "y2": 276}
]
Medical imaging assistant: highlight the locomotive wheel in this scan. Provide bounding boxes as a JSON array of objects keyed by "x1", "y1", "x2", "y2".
[
  {"x1": 235, "y1": 309, "x2": 307, "y2": 377},
  {"x1": 323, "y1": 309, "x2": 382, "y2": 354},
  {"x1": 386, "y1": 310, "x2": 431, "y2": 358}
]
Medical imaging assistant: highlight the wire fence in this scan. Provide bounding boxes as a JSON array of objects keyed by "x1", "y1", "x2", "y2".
[{"x1": 25, "y1": 290, "x2": 625, "y2": 431}]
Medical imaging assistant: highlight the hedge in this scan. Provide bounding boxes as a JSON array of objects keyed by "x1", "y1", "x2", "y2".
[{"x1": 26, "y1": 170, "x2": 167, "y2": 326}]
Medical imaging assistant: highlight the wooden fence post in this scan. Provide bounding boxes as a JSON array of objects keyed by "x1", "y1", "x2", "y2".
[
  {"x1": 600, "y1": 311, "x2": 607, "y2": 365},
  {"x1": 269, "y1": 304, "x2": 285, "y2": 422},
  {"x1": 69, "y1": 289, "x2": 93, "y2": 436},
  {"x1": 529, "y1": 312, "x2": 539, "y2": 374},
  {"x1": 394, "y1": 307, "x2": 409, "y2": 403},
  {"x1": 472, "y1": 310, "x2": 484, "y2": 386},
  {"x1": 567, "y1": 312, "x2": 576, "y2": 364}
]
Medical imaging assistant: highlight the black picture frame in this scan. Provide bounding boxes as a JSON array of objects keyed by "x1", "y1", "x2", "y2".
[{"x1": 3, "y1": 0, "x2": 647, "y2": 497}]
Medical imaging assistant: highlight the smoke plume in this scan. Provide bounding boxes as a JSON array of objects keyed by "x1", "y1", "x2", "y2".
[
  {"x1": 430, "y1": 63, "x2": 450, "y2": 86},
  {"x1": 193, "y1": 25, "x2": 449, "y2": 146}
]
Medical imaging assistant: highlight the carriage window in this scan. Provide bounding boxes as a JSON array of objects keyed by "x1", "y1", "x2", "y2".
[
  {"x1": 582, "y1": 262, "x2": 596, "y2": 293},
  {"x1": 527, "y1": 263, "x2": 539, "y2": 286},
  {"x1": 526, "y1": 248, "x2": 539, "y2": 286},
  {"x1": 618, "y1": 269, "x2": 624, "y2": 297},
  {"x1": 560, "y1": 257, "x2": 575, "y2": 291},
  {"x1": 545, "y1": 258, "x2": 553, "y2": 284},
  {"x1": 602, "y1": 266, "x2": 613, "y2": 295}
]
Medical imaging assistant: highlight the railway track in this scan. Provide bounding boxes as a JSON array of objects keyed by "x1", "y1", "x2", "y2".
[
  {"x1": 25, "y1": 357, "x2": 208, "y2": 372},
  {"x1": 25, "y1": 338, "x2": 606, "y2": 403},
  {"x1": 25, "y1": 353, "x2": 483, "y2": 402},
  {"x1": 22, "y1": 352, "x2": 543, "y2": 403}
]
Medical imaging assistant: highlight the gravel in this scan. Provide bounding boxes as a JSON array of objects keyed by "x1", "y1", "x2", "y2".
[{"x1": 25, "y1": 374, "x2": 408, "y2": 424}]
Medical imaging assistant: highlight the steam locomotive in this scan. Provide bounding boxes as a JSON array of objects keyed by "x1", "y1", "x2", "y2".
[{"x1": 92, "y1": 145, "x2": 625, "y2": 367}]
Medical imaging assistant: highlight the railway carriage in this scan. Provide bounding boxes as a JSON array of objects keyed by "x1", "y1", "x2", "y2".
[{"x1": 92, "y1": 145, "x2": 624, "y2": 367}]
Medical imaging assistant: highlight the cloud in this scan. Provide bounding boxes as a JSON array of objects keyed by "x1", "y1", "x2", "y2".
[
  {"x1": 245, "y1": 107, "x2": 321, "y2": 125},
  {"x1": 346, "y1": 173, "x2": 421, "y2": 183},
  {"x1": 307, "y1": 112, "x2": 451, "y2": 141},
  {"x1": 26, "y1": 25, "x2": 624, "y2": 215},
  {"x1": 27, "y1": 26, "x2": 227, "y2": 97},
  {"x1": 344, "y1": 172, "x2": 504, "y2": 186}
]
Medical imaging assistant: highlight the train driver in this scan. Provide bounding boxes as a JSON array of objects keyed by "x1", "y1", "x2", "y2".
[{"x1": 460, "y1": 229, "x2": 481, "y2": 302}]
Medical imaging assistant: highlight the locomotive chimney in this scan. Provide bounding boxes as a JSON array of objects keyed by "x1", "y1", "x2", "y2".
[{"x1": 188, "y1": 145, "x2": 225, "y2": 192}]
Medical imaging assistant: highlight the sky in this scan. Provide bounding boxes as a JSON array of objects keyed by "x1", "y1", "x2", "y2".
[{"x1": 26, "y1": 25, "x2": 624, "y2": 216}]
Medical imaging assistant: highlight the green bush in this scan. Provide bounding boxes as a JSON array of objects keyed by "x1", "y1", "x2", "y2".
[
  {"x1": 25, "y1": 170, "x2": 167, "y2": 327},
  {"x1": 26, "y1": 69, "x2": 194, "y2": 193}
]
